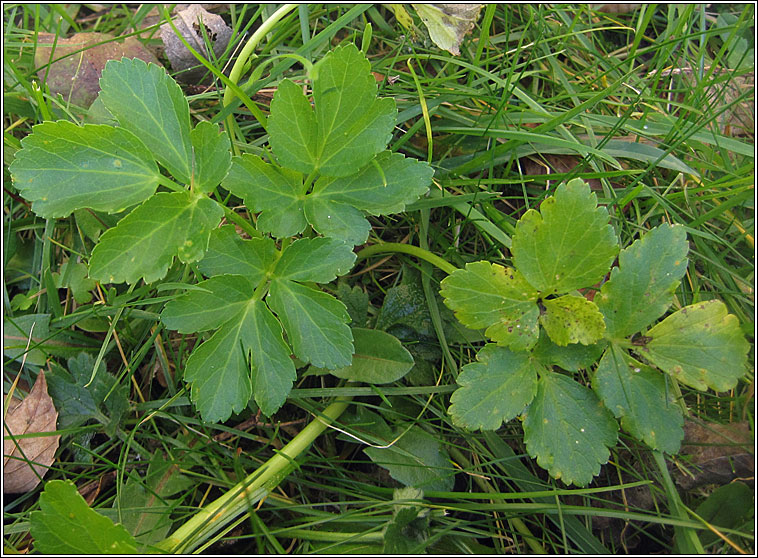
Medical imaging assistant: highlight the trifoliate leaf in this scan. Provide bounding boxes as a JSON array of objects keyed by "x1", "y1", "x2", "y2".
[
  {"x1": 268, "y1": 279, "x2": 353, "y2": 369},
  {"x1": 268, "y1": 44, "x2": 396, "y2": 177},
  {"x1": 100, "y1": 57, "x2": 192, "y2": 183},
  {"x1": 328, "y1": 328, "x2": 414, "y2": 383},
  {"x1": 197, "y1": 225, "x2": 276, "y2": 280},
  {"x1": 511, "y1": 179, "x2": 618, "y2": 295},
  {"x1": 523, "y1": 372, "x2": 618, "y2": 486},
  {"x1": 440, "y1": 261, "x2": 540, "y2": 351},
  {"x1": 596, "y1": 224, "x2": 689, "y2": 340},
  {"x1": 190, "y1": 120, "x2": 231, "y2": 193},
  {"x1": 532, "y1": 330, "x2": 606, "y2": 372},
  {"x1": 640, "y1": 300, "x2": 749, "y2": 392},
  {"x1": 30, "y1": 479, "x2": 137, "y2": 554},
  {"x1": 311, "y1": 151, "x2": 434, "y2": 215},
  {"x1": 448, "y1": 344, "x2": 539, "y2": 431},
  {"x1": 364, "y1": 424, "x2": 454, "y2": 492},
  {"x1": 303, "y1": 196, "x2": 371, "y2": 245},
  {"x1": 593, "y1": 345, "x2": 683, "y2": 453},
  {"x1": 540, "y1": 295, "x2": 605, "y2": 346},
  {"x1": 222, "y1": 154, "x2": 306, "y2": 238},
  {"x1": 89, "y1": 191, "x2": 223, "y2": 284},
  {"x1": 273, "y1": 237, "x2": 356, "y2": 283},
  {"x1": 9, "y1": 121, "x2": 160, "y2": 218}
]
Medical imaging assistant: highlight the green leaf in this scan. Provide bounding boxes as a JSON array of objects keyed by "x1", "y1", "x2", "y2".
[
  {"x1": 383, "y1": 487, "x2": 430, "y2": 554},
  {"x1": 9, "y1": 121, "x2": 160, "y2": 218},
  {"x1": 198, "y1": 225, "x2": 276, "y2": 280},
  {"x1": 593, "y1": 345, "x2": 683, "y2": 453},
  {"x1": 523, "y1": 372, "x2": 618, "y2": 486},
  {"x1": 303, "y1": 195, "x2": 371, "y2": 245},
  {"x1": 268, "y1": 44, "x2": 397, "y2": 176},
  {"x1": 89, "y1": 191, "x2": 223, "y2": 284},
  {"x1": 268, "y1": 279, "x2": 353, "y2": 369},
  {"x1": 328, "y1": 328, "x2": 414, "y2": 383},
  {"x1": 53, "y1": 261, "x2": 96, "y2": 304},
  {"x1": 336, "y1": 282, "x2": 369, "y2": 327},
  {"x1": 540, "y1": 294, "x2": 605, "y2": 346},
  {"x1": 222, "y1": 154, "x2": 306, "y2": 238},
  {"x1": 511, "y1": 178, "x2": 618, "y2": 295},
  {"x1": 364, "y1": 424, "x2": 454, "y2": 492},
  {"x1": 273, "y1": 237, "x2": 356, "y2": 283},
  {"x1": 440, "y1": 261, "x2": 540, "y2": 350},
  {"x1": 30, "y1": 479, "x2": 137, "y2": 554},
  {"x1": 100, "y1": 57, "x2": 192, "y2": 183},
  {"x1": 448, "y1": 344, "x2": 539, "y2": 431},
  {"x1": 641, "y1": 300, "x2": 750, "y2": 392},
  {"x1": 694, "y1": 482, "x2": 754, "y2": 547},
  {"x1": 190, "y1": 120, "x2": 231, "y2": 193},
  {"x1": 413, "y1": 4, "x2": 483, "y2": 56},
  {"x1": 532, "y1": 330, "x2": 606, "y2": 372},
  {"x1": 4, "y1": 313, "x2": 94, "y2": 366},
  {"x1": 597, "y1": 224, "x2": 689, "y2": 339}
]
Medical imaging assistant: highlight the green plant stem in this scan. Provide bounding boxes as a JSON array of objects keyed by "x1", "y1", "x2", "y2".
[
  {"x1": 156, "y1": 396, "x2": 352, "y2": 553},
  {"x1": 221, "y1": 205, "x2": 261, "y2": 238},
  {"x1": 222, "y1": 3, "x2": 298, "y2": 148},
  {"x1": 355, "y1": 242, "x2": 459, "y2": 275}
]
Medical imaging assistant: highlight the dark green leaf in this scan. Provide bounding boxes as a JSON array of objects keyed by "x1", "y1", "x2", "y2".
[
  {"x1": 100, "y1": 57, "x2": 192, "y2": 182},
  {"x1": 523, "y1": 372, "x2": 618, "y2": 486},
  {"x1": 695, "y1": 482, "x2": 754, "y2": 547},
  {"x1": 89, "y1": 191, "x2": 223, "y2": 284},
  {"x1": 597, "y1": 224, "x2": 689, "y2": 340},
  {"x1": 273, "y1": 237, "x2": 356, "y2": 283},
  {"x1": 449, "y1": 344, "x2": 539, "y2": 430},
  {"x1": 328, "y1": 328, "x2": 414, "y2": 383},
  {"x1": 303, "y1": 196, "x2": 371, "y2": 245},
  {"x1": 511, "y1": 178, "x2": 618, "y2": 295},
  {"x1": 593, "y1": 344, "x2": 683, "y2": 453},
  {"x1": 4, "y1": 313, "x2": 92, "y2": 366},
  {"x1": 383, "y1": 487, "x2": 430, "y2": 554},
  {"x1": 198, "y1": 225, "x2": 276, "y2": 280},
  {"x1": 532, "y1": 330, "x2": 606, "y2": 371},
  {"x1": 190, "y1": 120, "x2": 231, "y2": 193},
  {"x1": 336, "y1": 282, "x2": 369, "y2": 327},
  {"x1": 540, "y1": 294, "x2": 605, "y2": 346},
  {"x1": 9, "y1": 121, "x2": 159, "y2": 218},
  {"x1": 30, "y1": 479, "x2": 137, "y2": 554}
]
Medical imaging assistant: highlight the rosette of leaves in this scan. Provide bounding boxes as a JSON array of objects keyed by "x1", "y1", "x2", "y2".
[
  {"x1": 440, "y1": 179, "x2": 749, "y2": 485},
  {"x1": 221, "y1": 43, "x2": 434, "y2": 246}
]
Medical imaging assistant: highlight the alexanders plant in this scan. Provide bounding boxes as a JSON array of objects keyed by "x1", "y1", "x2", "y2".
[{"x1": 440, "y1": 178, "x2": 750, "y2": 485}]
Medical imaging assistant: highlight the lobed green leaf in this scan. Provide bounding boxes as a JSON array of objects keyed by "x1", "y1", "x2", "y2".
[
  {"x1": 511, "y1": 178, "x2": 618, "y2": 295},
  {"x1": 9, "y1": 121, "x2": 160, "y2": 218},
  {"x1": 540, "y1": 294, "x2": 605, "y2": 346},
  {"x1": 273, "y1": 237, "x2": 356, "y2": 283},
  {"x1": 198, "y1": 225, "x2": 276, "y2": 281},
  {"x1": 303, "y1": 196, "x2": 371, "y2": 245},
  {"x1": 190, "y1": 121, "x2": 231, "y2": 193}
]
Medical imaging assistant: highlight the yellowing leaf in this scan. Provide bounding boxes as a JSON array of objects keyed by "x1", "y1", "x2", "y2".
[
  {"x1": 540, "y1": 294, "x2": 605, "y2": 346},
  {"x1": 412, "y1": 4, "x2": 484, "y2": 55}
]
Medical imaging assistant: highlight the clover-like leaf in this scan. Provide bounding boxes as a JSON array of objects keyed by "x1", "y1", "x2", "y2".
[
  {"x1": 9, "y1": 121, "x2": 160, "y2": 218},
  {"x1": 268, "y1": 44, "x2": 396, "y2": 177},
  {"x1": 273, "y1": 237, "x2": 356, "y2": 283},
  {"x1": 448, "y1": 344, "x2": 539, "y2": 431},
  {"x1": 593, "y1": 345, "x2": 683, "y2": 453},
  {"x1": 511, "y1": 178, "x2": 618, "y2": 295},
  {"x1": 89, "y1": 191, "x2": 223, "y2": 284},
  {"x1": 190, "y1": 120, "x2": 231, "y2": 193},
  {"x1": 640, "y1": 300, "x2": 749, "y2": 392},
  {"x1": 540, "y1": 294, "x2": 605, "y2": 346},
  {"x1": 198, "y1": 225, "x2": 276, "y2": 280},
  {"x1": 597, "y1": 224, "x2": 689, "y2": 340},
  {"x1": 100, "y1": 57, "x2": 192, "y2": 183},
  {"x1": 223, "y1": 154, "x2": 306, "y2": 238},
  {"x1": 523, "y1": 372, "x2": 618, "y2": 486},
  {"x1": 268, "y1": 279, "x2": 353, "y2": 369},
  {"x1": 440, "y1": 261, "x2": 539, "y2": 351}
]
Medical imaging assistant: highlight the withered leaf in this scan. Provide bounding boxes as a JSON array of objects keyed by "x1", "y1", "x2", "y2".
[{"x1": 3, "y1": 371, "x2": 60, "y2": 493}]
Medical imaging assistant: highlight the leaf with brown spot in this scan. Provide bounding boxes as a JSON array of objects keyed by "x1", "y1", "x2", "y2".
[{"x1": 3, "y1": 371, "x2": 60, "y2": 493}]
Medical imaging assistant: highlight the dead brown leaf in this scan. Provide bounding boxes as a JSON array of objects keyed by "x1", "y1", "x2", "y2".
[
  {"x1": 3, "y1": 371, "x2": 60, "y2": 493},
  {"x1": 34, "y1": 32, "x2": 161, "y2": 109}
]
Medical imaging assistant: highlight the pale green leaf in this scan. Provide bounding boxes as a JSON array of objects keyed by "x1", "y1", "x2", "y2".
[
  {"x1": 9, "y1": 121, "x2": 159, "y2": 218},
  {"x1": 593, "y1": 345, "x2": 683, "y2": 453},
  {"x1": 328, "y1": 328, "x2": 414, "y2": 383},
  {"x1": 523, "y1": 372, "x2": 618, "y2": 486},
  {"x1": 222, "y1": 154, "x2": 306, "y2": 238},
  {"x1": 198, "y1": 225, "x2": 276, "y2": 280},
  {"x1": 100, "y1": 57, "x2": 192, "y2": 182},
  {"x1": 268, "y1": 279, "x2": 353, "y2": 369},
  {"x1": 4, "y1": 313, "x2": 94, "y2": 366},
  {"x1": 304, "y1": 196, "x2": 371, "y2": 245},
  {"x1": 364, "y1": 424, "x2": 454, "y2": 492},
  {"x1": 412, "y1": 4, "x2": 483, "y2": 55},
  {"x1": 89, "y1": 191, "x2": 223, "y2": 284},
  {"x1": 449, "y1": 344, "x2": 539, "y2": 430},
  {"x1": 273, "y1": 237, "x2": 356, "y2": 283},
  {"x1": 641, "y1": 300, "x2": 749, "y2": 392},
  {"x1": 511, "y1": 178, "x2": 618, "y2": 295},
  {"x1": 268, "y1": 44, "x2": 397, "y2": 176},
  {"x1": 440, "y1": 261, "x2": 540, "y2": 351},
  {"x1": 597, "y1": 224, "x2": 689, "y2": 339},
  {"x1": 190, "y1": 120, "x2": 231, "y2": 193},
  {"x1": 312, "y1": 151, "x2": 434, "y2": 214},
  {"x1": 540, "y1": 294, "x2": 605, "y2": 346},
  {"x1": 30, "y1": 479, "x2": 137, "y2": 554}
]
